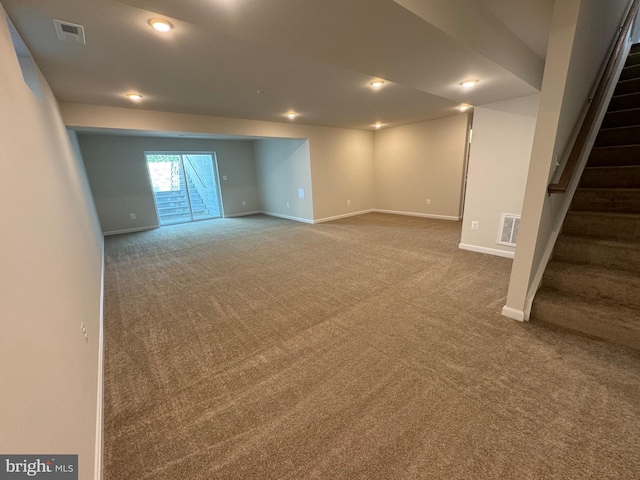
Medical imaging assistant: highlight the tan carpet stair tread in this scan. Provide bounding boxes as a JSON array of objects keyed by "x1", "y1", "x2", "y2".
[
  {"x1": 589, "y1": 144, "x2": 640, "y2": 166},
  {"x1": 553, "y1": 234, "x2": 640, "y2": 272},
  {"x1": 532, "y1": 287, "x2": 640, "y2": 350},
  {"x1": 580, "y1": 165, "x2": 640, "y2": 188},
  {"x1": 562, "y1": 211, "x2": 640, "y2": 240},
  {"x1": 543, "y1": 260, "x2": 640, "y2": 309},
  {"x1": 572, "y1": 187, "x2": 640, "y2": 213}
]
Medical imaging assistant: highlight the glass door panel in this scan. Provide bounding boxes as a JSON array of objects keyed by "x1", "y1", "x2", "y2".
[{"x1": 146, "y1": 152, "x2": 222, "y2": 225}]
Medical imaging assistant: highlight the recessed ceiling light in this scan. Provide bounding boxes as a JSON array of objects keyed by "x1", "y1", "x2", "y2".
[
  {"x1": 256, "y1": 89, "x2": 268, "y2": 94},
  {"x1": 126, "y1": 93, "x2": 143, "y2": 101},
  {"x1": 460, "y1": 79, "x2": 478, "y2": 88},
  {"x1": 286, "y1": 112, "x2": 297, "y2": 120},
  {"x1": 371, "y1": 80, "x2": 384, "y2": 89},
  {"x1": 458, "y1": 104, "x2": 472, "y2": 112},
  {"x1": 149, "y1": 19, "x2": 172, "y2": 32},
  {"x1": 373, "y1": 122, "x2": 384, "y2": 129}
]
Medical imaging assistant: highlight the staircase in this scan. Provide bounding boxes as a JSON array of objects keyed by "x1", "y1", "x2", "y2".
[
  {"x1": 531, "y1": 44, "x2": 640, "y2": 350},
  {"x1": 155, "y1": 177, "x2": 210, "y2": 225}
]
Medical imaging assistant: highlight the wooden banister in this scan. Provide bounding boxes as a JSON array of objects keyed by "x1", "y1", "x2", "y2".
[{"x1": 548, "y1": 0, "x2": 640, "y2": 194}]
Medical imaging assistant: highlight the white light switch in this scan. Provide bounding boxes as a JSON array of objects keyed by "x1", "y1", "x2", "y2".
[
  {"x1": 222, "y1": 175, "x2": 228, "y2": 181},
  {"x1": 298, "y1": 188, "x2": 305, "y2": 199}
]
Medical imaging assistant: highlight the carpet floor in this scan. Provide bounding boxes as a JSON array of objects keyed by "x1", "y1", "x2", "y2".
[{"x1": 103, "y1": 213, "x2": 640, "y2": 479}]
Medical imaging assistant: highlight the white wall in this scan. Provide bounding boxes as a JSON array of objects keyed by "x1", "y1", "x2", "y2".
[
  {"x1": 78, "y1": 134, "x2": 260, "y2": 233},
  {"x1": 61, "y1": 104, "x2": 375, "y2": 223},
  {"x1": 504, "y1": 0, "x2": 629, "y2": 320},
  {"x1": 373, "y1": 114, "x2": 469, "y2": 219},
  {"x1": 393, "y1": 0, "x2": 545, "y2": 89},
  {"x1": 254, "y1": 139, "x2": 313, "y2": 222},
  {"x1": 460, "y1": 95, "x2": 540, "y2": 257},
  {"x1": 0, "y1": 8, "x2": 103, "y2": 479}
]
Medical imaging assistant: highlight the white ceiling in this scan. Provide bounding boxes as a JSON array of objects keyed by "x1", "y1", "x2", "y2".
[{"x1": 3, "y1": 0, "x2": 554, "y2": 130}]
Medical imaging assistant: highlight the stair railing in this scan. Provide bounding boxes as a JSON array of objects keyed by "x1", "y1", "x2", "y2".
[
  {"x1": 548, "y1": 0, "x2": 640, "y2": 194},
  {"x1": 183, "y1": 155, "x2": 209, "y2": 192},
  {"x1": 183, "y1": 155, "x2": 214, "y2": 216}
]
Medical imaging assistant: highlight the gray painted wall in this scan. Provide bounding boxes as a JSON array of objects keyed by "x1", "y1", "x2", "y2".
[
  {"x1": 253, "y1": 138, "x2": 313, "y2": 221},
  {"x1": 78, "y1": 134, "x2": 260, "y2": 233}
]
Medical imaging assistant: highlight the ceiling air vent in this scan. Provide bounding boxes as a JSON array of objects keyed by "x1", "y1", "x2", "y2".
[{"x1": 53, "y1": 19, "x2": 86, "y2": 44}]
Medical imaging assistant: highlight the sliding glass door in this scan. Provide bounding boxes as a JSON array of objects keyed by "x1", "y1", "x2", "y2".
[{"x1": 146, "y1": 152, "x2": 223, "y2": 225}]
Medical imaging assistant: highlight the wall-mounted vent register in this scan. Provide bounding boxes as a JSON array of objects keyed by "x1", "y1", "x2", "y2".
[
  {"x1": 497, "y1": 213, "x2": 520, "y2": 247},
  {"x1": 53, "y1": 19, "x2": 86, "y2": 44}
]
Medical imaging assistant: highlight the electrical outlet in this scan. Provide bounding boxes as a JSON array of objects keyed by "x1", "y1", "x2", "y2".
[
  {"x1": 471, "y1": 221, "x2": 479, "y2": 230},
  {"x1": 81, "y1": 322, "x2": 88, "y2": 341},
  {"x1": 130, "y1": 213, "x2": 136, "y2": 220},
  {"x1": 426, "y1": 199, "x2": 431, "y2": 205},
  {"x1": 347, "y1": 200, "x2": 351, "y2": 206},
  {"x1": 222, "y1": 175, "x2": 228, "y2": 181},
  {"x1": 242, "y1": 200, "x2": 246, "y2": 206},
  {"x1": 286, "y1": 202, "x2": 290, "y2": 208}
]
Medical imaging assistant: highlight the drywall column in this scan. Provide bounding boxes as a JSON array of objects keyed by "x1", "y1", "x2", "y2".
[
  {"x1": 0, "y1": 7, "x2": 104, "y2": 479},
  {"x1": 503, "y1": 0, "x2": 628, "y2": 320}
]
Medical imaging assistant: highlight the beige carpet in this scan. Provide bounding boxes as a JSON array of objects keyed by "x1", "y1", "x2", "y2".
[{"x1": 103, "y1": 213, "x2": 640, "y2": 479}]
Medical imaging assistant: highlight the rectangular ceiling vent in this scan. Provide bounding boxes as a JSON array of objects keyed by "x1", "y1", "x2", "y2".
[
  {"x1": 497, "y1": 213, "x2": 520, "y2": 247},
  {"x1": 53, "y1": 19, "x2": 86, "y2": 44}
]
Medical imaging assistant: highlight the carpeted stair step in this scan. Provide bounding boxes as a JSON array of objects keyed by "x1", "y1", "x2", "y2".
[
  {"x1": 594, "y1": 126, "x2": 640, "y2": 147},
  {"x1": 562, "y1": 211, "x2": 640, "y2": 240},
  {"x1": 601, "y1": 108, "x2": 640, "y2": 128},
  {"x1": 553, "y1": 234, "x2": 640, "y2": 273},
  {"x1": 531, "y1": 287, "x2": 640, "y2": 351},
  {"x1": 587, "y1": 145, "x2": 640, "y2": 167},
  {"x1": 543, "y1": 260, "x2": 640, "y2": 309},
  {"x1": 589, "y1": 145, "x2": 640, "y2": 166},
  {"x1": 614, "y1": 77, "x2": 640, "y2": 96},
  {"x1": 533, "y1": 42, "x2": 640, "y2": 351},
  {"x1": 625, "y1": 50, "x2": 640, "y2": 67},
  {"x1": 572, "y1": 187, "x2": 640, "y2": 213},
  {"x1": 608, "y1": 92, "x2": 640, "y2": 111},
  {"x1": 580, "y1": 165, "x2": 640, "y2": 188},
  {"x1": 620, "y1": 63, "x2": 640, "y2": 81}
]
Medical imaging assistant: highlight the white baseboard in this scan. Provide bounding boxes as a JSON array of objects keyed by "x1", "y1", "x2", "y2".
[
  {"x1": 103, "y1": 225, "x2": 159, "y2": 236},
  {"x1": 261, "y1": 211, "x2": 314, "y2": 224},
  {"x1": 501, "y1": 305, "x2": 526, "y2": 322},
  {"x1": 224, "y1": 211, "x2": 262, "y2": 218},
  {"x1": 263, "y1": 209, "x2": 462, "y2": 225},
  {"x1": 313, "y1": 209, "x2": 374, "y2": 224},
  {"x1": 458, "y1": 243, "x2": 515, "y2": 259},
  {"x1": 374, "y1": 209, "x2": 461, "y2": 221},
  {"x1": 94, "y1": 243, "x2": 105, "y2": 480}
]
